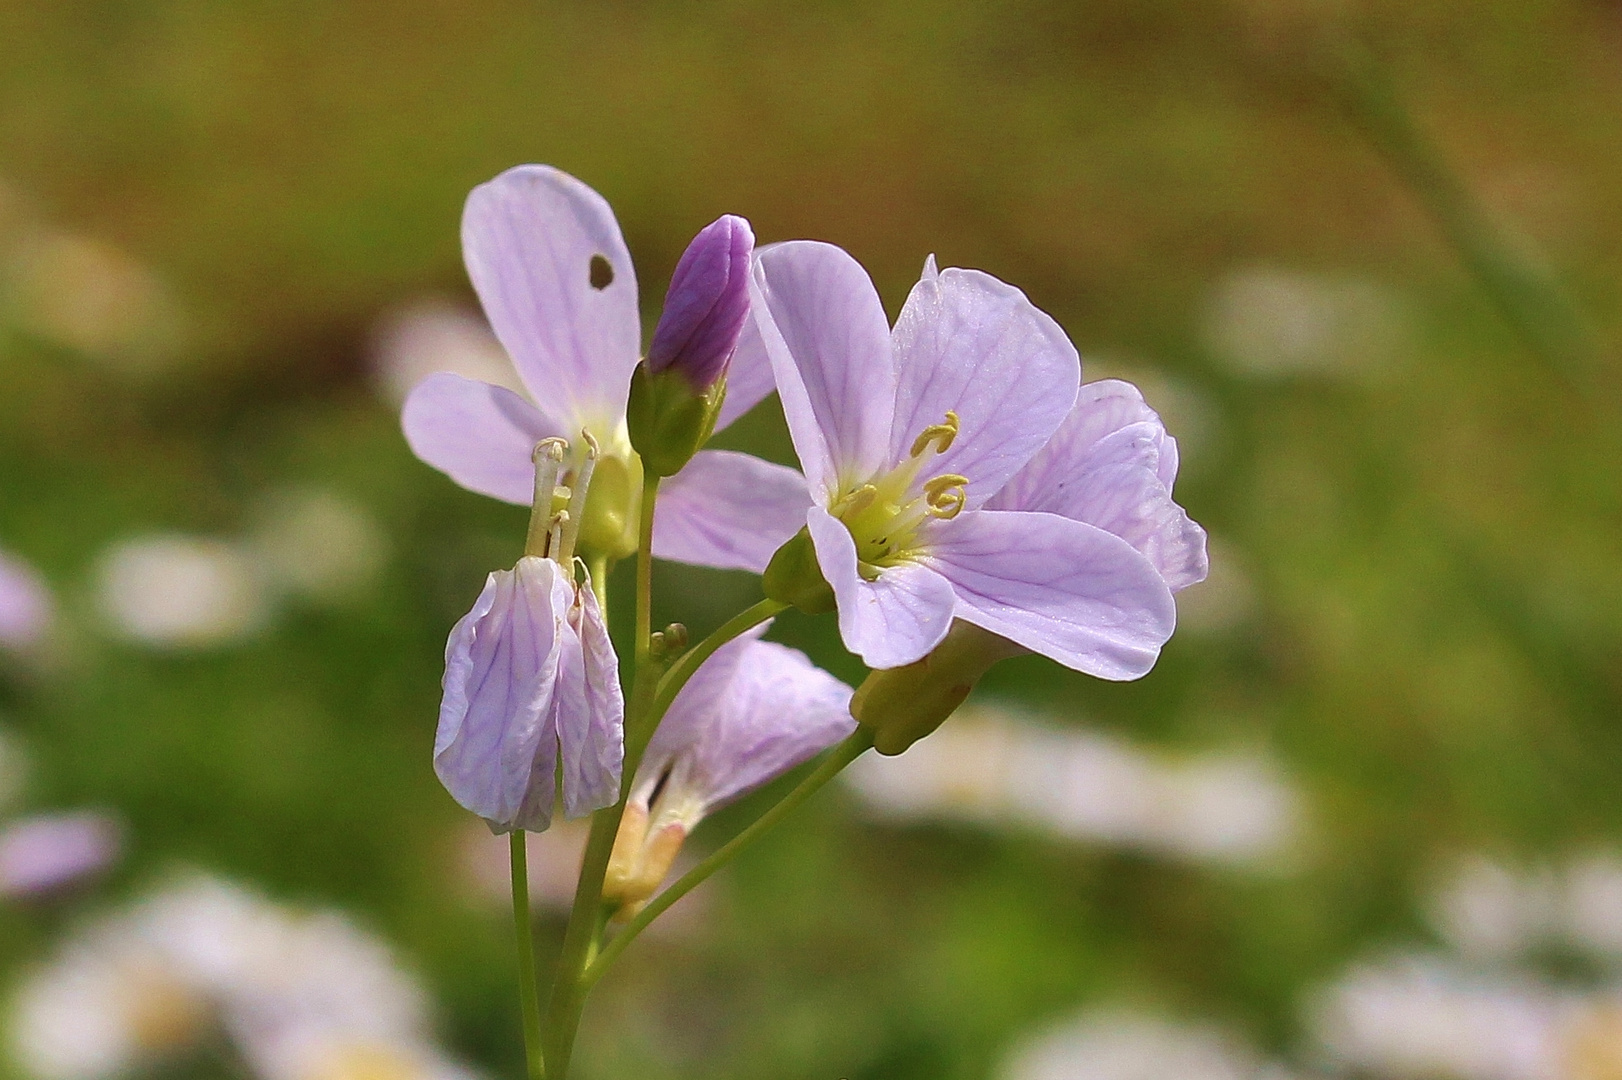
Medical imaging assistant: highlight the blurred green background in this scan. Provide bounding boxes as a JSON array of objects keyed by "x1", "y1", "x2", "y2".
[{"x1": 1, "y1": 2, "x2": 1620, "y2": 1078}]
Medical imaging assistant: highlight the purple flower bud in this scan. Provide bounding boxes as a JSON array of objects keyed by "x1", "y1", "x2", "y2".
[{"x1": 647, "y1": 215, "x2": 754, "y2": 390}]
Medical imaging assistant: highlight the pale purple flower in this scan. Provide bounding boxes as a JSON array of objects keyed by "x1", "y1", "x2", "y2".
[
  {"x1": 751, "y1": 245, "x2": 1178, "y2": 677},
  {"x1": 988, "y1": 378, "x2": 1208, "y2": 592},
  {"x1": 647, "y1": 214, "x2": 754, "y2": 391},
  {"x1": 604, "y1": 626, "x2": 853, "y2": 905},
  {"x1": 434, "y1": 555, "x2": 622, "y2": 833},
  {"x1": 402, "y1": 165, "x2": 807, "y2": 572},
  {"x1": 0, "y1": 549, "x2": 52, "y2": 650},
  {"x1": 0, "y1": 811, "x2": 121, "y2": 898}
]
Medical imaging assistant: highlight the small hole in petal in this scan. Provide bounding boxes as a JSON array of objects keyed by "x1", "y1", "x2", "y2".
[{"x1": 589, "y1": 255, "x2": 614, "y2": 290}]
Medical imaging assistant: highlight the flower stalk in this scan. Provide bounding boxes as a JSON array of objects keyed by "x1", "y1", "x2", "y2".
[{"x1": 510, "y1": 832, "x2": 546, "y2": 1080}]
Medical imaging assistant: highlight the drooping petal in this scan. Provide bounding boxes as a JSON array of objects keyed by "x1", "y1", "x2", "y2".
[
  {"x1": 714, "y1": 308, "x2": 778, "y2": 431},
  {"x1": 401, "y1": 373, "x2": 559, "y2": 505},
  {"x1": 688, "y1": 639, "x2": 855, "y2": 810},
  {"x1": 987, "y1": 379, "x2": 1207, "y2": 591},
  {"x1": 434, "y1": 557, "x2": 569, "y2": 832},
  {"x1": 751, "y1": 242, "x2": 898, "y2": 499},
  {"x1": 462, "y1": 165, "x2": 641, "y2": 429},
  {"x1": 808, "y1": 506, "x2": 956, "y2": 669},
  {"x1": 924, "y1": 510, "x2": 1177, "y2": 680},
  {"x1": 888, "y1": 258, "x2": 1080, "y2": 507},
  {"x1": 557, "y1": 576, "x2": 624, "y2": 817},
  {"x1": 634, "y1": 625, "x2": 768, "y2": 806},
  {"x1": 652, "y1": 451, "x2": 812, "y2": 573}
]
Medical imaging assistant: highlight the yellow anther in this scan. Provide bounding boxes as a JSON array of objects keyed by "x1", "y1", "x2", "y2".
[
  {"x1": 833, "y1": 483, "x2": 879, "y2": 518},
  {"x1": 923, "y1": 473, "x2": 969, "y2": 519},
  {"x1": 909, "y1": 411, "x2": 960, "y2": 458},
  {"x1": 580, "y1": 428, "x2": 600, "y2": 458}
]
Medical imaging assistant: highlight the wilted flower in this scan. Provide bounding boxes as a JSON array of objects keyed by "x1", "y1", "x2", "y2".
[
  {"x1": 753, "y1": 246, "x2": 1178, "y2": 674},
  {"x1": 433, "y1": 438, "x2": 623, "y2": 833},
  {"x1": 603, "y1": 626, "x2": 853, "y2": 909},
  {"x1": 95, "y1": 535, "x2": 270, "y2": 649},
  {"x1": 402, "y1": 166, "x2": 806, "y2": 572}
]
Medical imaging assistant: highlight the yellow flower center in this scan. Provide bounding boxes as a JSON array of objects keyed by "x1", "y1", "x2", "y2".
[{"x1": 833, "y1": 411, "x2": 968, "y2": 579}]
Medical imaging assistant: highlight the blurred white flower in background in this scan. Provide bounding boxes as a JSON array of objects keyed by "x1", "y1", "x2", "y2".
[
  {"x1": 2, "y1": 231, "x2": 187, "y2": 375},
  {"x1": 1430, "y1": 853, "x2": 1622, "y2": 964},
  {"x1": 250, "y1": 488, "x2": 389, "y2": 605},
  {"x1": 844, "y1": 704, "x2": 1302, "y2": 867},
  {"x1": 368, "y1": 297, "x2": 524, "y2": 408},
  {"x1": 999, "y1": 1009, "x2": 1296, "y2": 1080},
  {"x1": 95, "y1": 535, "x2": 271, "y2": 648},
  {"x1": 1306, "y1": 954, "x2": 1573, "y2": 1080},
  {"x1": 9, "y1": 874, "x2": 478, "y2": 1080},
  {"x1": 1201, "y1": 265, "x2": 1409, "y2": 379},
  {"x1": 0, "y1": 549, "x2": 53, "y2": 653}
]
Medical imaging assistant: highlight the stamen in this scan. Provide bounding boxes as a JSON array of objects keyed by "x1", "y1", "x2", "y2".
[
  {"x1": 524, "y1": 438, "x2": 570, "y2": 557},
  {"x1": 909, "y1": 410, "x2": 960, "y2": 458},
  {"x1": 554, "y1": 429, "x2": 600, "y2": 564},
  {"x1": 547, "y1": 510, "x2": 569, "y2": 558},
  {"x1": 832, "y1": 483, "x2": 879, "y2": 517},
  {"x1": 923, "y1": 474, "x2": 969, "y2": 520}
]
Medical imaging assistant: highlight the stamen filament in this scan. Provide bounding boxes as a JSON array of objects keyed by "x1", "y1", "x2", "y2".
[
  {"x1": 525, "y1": 439, "x2": 569, "y2": 557},
  {"x1": 555, "y1": 430, "x2": 600, "y2": 565}
]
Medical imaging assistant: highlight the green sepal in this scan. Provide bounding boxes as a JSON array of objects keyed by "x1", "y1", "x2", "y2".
[
  {"x1": 626, "y1": 361, "x2": 725, "y2": 478},
  {"x1": 762, "y1": 527, "x2": 836, "y2": 614},
  {"x1": 850, "y1": 620, "x2": 1024, "y2": 755}
]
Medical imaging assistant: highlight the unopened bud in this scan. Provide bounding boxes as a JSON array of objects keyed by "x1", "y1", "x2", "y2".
[
  {"x1": 648, "y1": 215, "x2": 754, "y2": 390},
  {"x1": 762, "y1": 527, "x2": 835, "y2": 614},
  {"x1": 649, "y1": 622, "x2": 688, "y2": 661},
  {"x1": 627, "y1": 215, "x2": 754, "y2": 478},
  {"x1": 850, "y1": 620, "x2": 1025, "y2": 755}
]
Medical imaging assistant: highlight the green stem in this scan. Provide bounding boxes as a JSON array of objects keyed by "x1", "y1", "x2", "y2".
[
  {"x1": 587, "y1": 554, "x2": 609, "y2": 613},
  {"x1": 582, "y1": 728, "x2": 874, "y2": 989},
  {"x1": 1331, "y1": 34, "x2": 1605, "y2": 388},
  {"x1": 539, "y1": 475, "x2": 660, "y2": 1080},
  {"x1": 510, "y1": 832, "x2": 546, "y2": 1080}
]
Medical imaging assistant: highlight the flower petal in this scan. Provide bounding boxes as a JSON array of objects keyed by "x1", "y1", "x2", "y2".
[
  {"x1": 652, "y1": 451, "x2": 812, "y2": 573},
  {"x1": 690, "y1": 639, "x2": 855, "y2": 811},
  {"x1": 714, "y1": 309, "x2": 778, "y2": 431},
  {"x1": 402, "y1": 373, "x2": 559, "y2": 505},
  {"x1": 889, "y1": 259, "x2": 1079, "y2": 507},
  {"x1": 462, "y1": 165, "x2": 641, "y2": 428},
  {"x1": 558, "y1": 576, "x2": 624, "y2": 817},
  {"x1": 808, "y1": 506, "x2": 956, "y2": 669},
  {"x1": 991, "y1": 379, "x2": 1172, "y2": 511},
  {"x1": 434, "y1": 557, "x2": 568, "y2": 832},
  {"x1": 986, "y1": 380, "x2": 1207, "y2": 591},
  {"x1": 634, "y1": 624, "x2": 769, "y2": 806},
  {"x1": 924, "y1": 510, "x2": 1177, "y2": 680},
  {"x1": 751, "y1": 241, "x2": 897, "y2": 499}
]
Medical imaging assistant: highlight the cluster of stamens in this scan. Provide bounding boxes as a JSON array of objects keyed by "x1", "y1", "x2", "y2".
[
  {"x1": 832, "y1": 411, "x2": 969, "y2": 577},
  {"x1": 524, "y1": 430, "x2": 600, "y2": 564}
]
